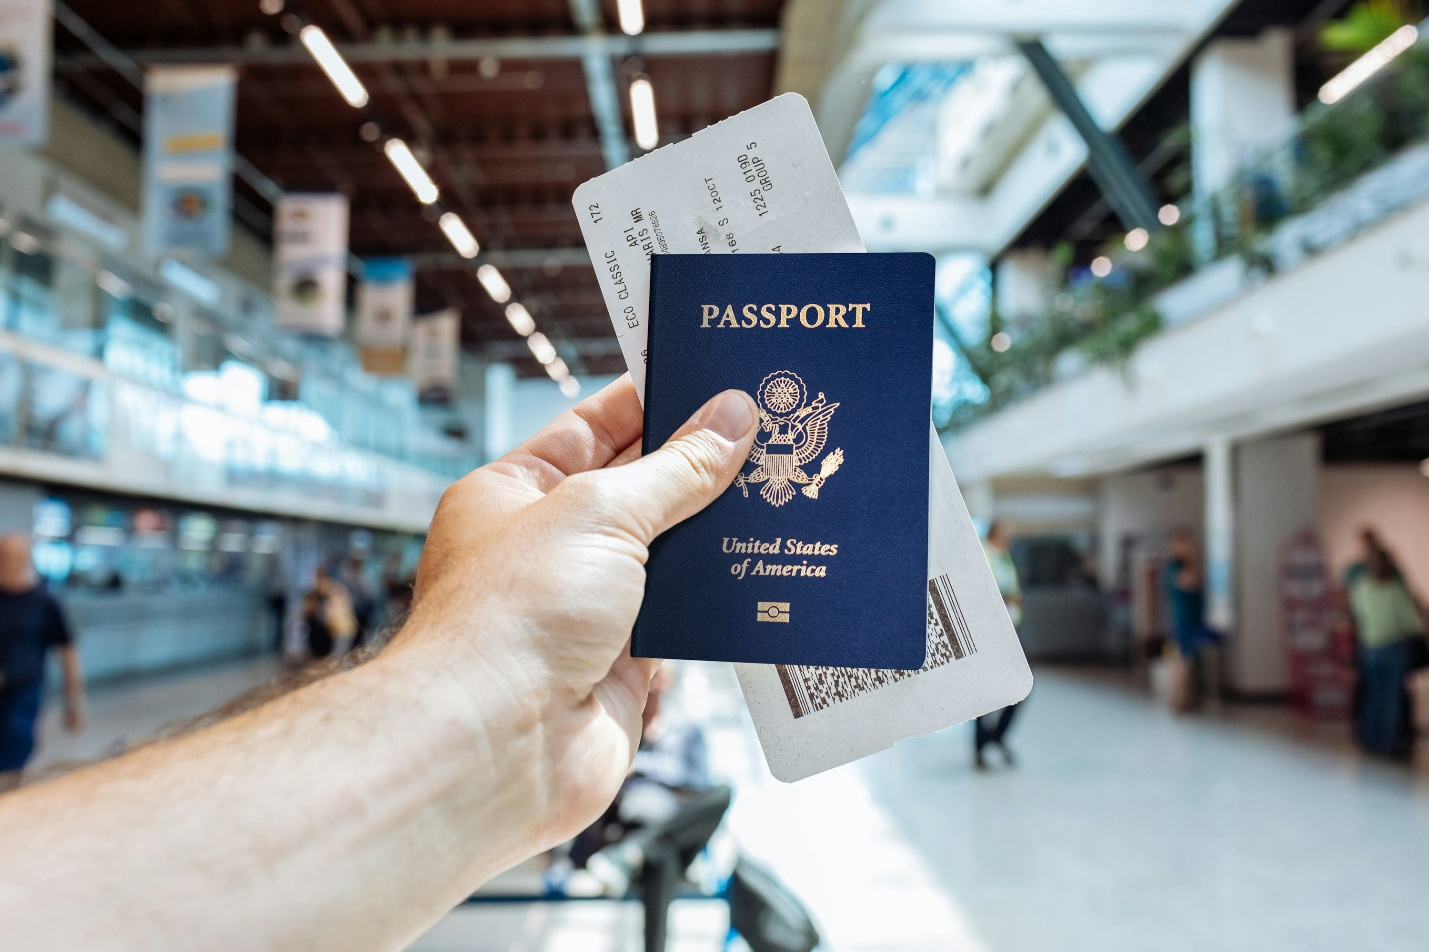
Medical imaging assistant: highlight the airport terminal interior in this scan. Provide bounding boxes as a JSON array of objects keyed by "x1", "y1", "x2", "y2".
[{"x1": 2, "y1": 0, "x2": 1429, "y2": 949}]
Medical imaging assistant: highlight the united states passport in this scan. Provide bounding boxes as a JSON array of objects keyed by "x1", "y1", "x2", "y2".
[{"x1": 635, "y1": 253, "x2": 934, "y2": 669}]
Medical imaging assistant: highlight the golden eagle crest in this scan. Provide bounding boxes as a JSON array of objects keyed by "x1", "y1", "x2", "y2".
[{"x1": 735, "y1": 371, "x2": 844, "y2": 507}]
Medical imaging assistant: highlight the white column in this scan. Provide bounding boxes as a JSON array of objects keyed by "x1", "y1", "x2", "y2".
[
  {"x1": 1190, "y1": 28, "x2": 1296, "y2": 196},
  {"x1": 994, "y1": 248, "x2": 1058, "y2": 325},
  {"x1": 1203, "y1": 438, "x2": 1235, "y2": 633},
  {"x1": 961, "y1": 478, "x2": 995, "y2": 528},
  {"x1": 1230, "y1": 431, "x2": 1322, "y2": 695}
]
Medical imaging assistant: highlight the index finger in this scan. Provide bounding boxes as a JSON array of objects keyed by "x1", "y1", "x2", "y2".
[{"x1": 486, "y1": 374, "x2": 644, "y2": 494}]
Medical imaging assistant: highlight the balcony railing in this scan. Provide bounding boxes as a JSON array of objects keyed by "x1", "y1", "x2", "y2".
[
  {"x1": 943, "y1": 34, "x2": 1429, "y2": 430},
  {"x1": 0, "y1": 218, "x2": 481, "y2": 481}
]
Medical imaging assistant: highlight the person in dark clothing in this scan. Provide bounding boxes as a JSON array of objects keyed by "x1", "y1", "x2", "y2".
[
  {"x1": 300, "y1": 566, "x2": 357, "y2": 661},
  {"x1": 571, "y1": 664, "x2": 729, "y2": 952},
  {"x1": 0, "y1": 533, "x2": 84, "y2": 790},
  {"x1": 975, "y1": 521, "x2": 1023, "y2": 769}
]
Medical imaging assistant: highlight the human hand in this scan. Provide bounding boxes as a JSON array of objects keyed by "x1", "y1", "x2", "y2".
[
  {"x1": 394, "y1": 376, "x2": 757, "y2": 863},
  {"x1": 63, "y1": 700, "x2": 84, "y2": 733}
]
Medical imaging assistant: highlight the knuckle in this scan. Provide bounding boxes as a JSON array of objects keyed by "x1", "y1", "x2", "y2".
[
  {"x1": 664, "y1": 432, "x2": 728, "y2": 488},
  {"x1": 556, "y1": 471, "x2": 614, "y2": 513}
]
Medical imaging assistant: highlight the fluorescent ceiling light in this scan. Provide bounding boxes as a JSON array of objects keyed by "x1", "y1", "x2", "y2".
[
  {"x1": 504, "y1": 302, "x2": 535, "y2": 336},
  {"x1": 300, "y1": 25, "x2": 369, "y2": 109},
  {"x1": 559, "y1": 376, "x2": 581, "y2": 398},
  {"x1": 527, "y1": 332, "x2": 557, "y2": 365},
  {"x1": 545, "y1": 357, "x2": 571, "y2": 380},
  {"x1": 1319, "y1": 25, "x2": 1419, "y2": 105},
  {"x1": 617, "y1": 0, "x2": 645, "y2": 36},
  {"x1": 476, "y1": 263, "x2": 511, "y2": 303},
  {"x1": 384, "y1": 138, "x2": 439, "y2": 204},
  {"x1": 438, "y1": 211, "x2": 479, "y2": 258},
  {"x1": 629, "y1": 77, "x2": 659, "y2": 151}
]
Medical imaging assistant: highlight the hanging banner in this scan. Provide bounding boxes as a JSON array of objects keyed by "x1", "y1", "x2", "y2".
[
  {"x1": 408, "y1": 308, "x2": 460, "y2": 405},
  {"x1": 141, "y1": 66, "x2": 237, "y2": 258},
  {"x1": 355, "y1": 257, "x2": 413, "y2": 375},
  {"x1": 273, "y1": 193, "x2": 349, "y2": 336},
  {"x1": 0, "y1": 0, "x2": 50, "y2": 147}
]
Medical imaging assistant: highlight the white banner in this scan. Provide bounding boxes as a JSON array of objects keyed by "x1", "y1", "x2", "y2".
[
  {"x1": 355, "y1": 258, "x2": 413, "y2": 349},
  {"x1": 0, "y1": 0, "x2": 50, "y2": 147},
  {"x1": 274, "y1": 194, "x2": 349, "y2": 335},
  {"x1": 408, "y1": 308, "x2": 460, "y2": 405},
  {"x1": 141, "y1": 66, "x2": 238, "y2": 258}
]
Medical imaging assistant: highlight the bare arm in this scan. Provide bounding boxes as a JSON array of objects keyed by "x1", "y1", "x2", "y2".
[
  {"x1": 0, "y1": 379, "x2": 757, "y2": 951},
  {"x1": 57, "y1": 645, "x2": 84, "y2": 732}
]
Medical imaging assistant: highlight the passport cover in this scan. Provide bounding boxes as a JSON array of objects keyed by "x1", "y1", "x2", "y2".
[{"x1": 636, "y1": 253, "x2": 934, "y2": 668}]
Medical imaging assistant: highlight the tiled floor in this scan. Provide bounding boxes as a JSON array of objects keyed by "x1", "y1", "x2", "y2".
[{"x1": 22, "y1": 660, "x2": 1429, "y2": 951}]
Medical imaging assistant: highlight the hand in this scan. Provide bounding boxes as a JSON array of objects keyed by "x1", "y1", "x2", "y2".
[
  {"x1": 63, "y1": 701, "x2": 84, "y2": 733},
  {"x1": 394, "y1": 376, "x2": 757, "y2": 858}
]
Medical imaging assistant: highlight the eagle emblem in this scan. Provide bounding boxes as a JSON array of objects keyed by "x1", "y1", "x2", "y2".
[{"x1": 735, "y1": 371, "x2": 845, "y2": 507}]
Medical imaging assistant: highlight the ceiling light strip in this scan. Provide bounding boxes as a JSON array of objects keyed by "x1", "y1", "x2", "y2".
[{"x1": 278, "y1": 9, "x2": 581, "y2": 395}]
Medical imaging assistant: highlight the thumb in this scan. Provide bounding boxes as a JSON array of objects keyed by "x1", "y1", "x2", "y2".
[{"x1": 590, "y1": 388, "x2": 758, "y2": 544}]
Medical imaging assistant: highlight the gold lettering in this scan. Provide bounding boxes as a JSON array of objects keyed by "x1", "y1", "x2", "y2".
[
  {"x1": 717, "y1": 305, "x2": 739, "y2": 328},
  {"x1": 850, "y1": 303, "x2": 870, "y2": 328},
  {"x1": 778, "y1": 304, "x2": 797, "y2": 329},
  {"x1": 826, "y1": 303, "x2": 848, "y2": 328},
  {"x1": 741, "y1": 304, "x2": 759, "y2": 328},
  {"x1": 700, "y1": 304, "x2": 719, "y2": 328},
  {"x1": 759, "y1": 304, "x2": 777, "y2": 328},
  {"x1": 799, "y1": 304, "x2": 825, "y2": 328}
]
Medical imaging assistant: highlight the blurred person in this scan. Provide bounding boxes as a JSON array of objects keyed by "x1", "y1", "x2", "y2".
[
  {"x1": 0, "y1": 533, "x2": 84, "y2": 791},
  {"x1": 1162, "y1": 529, "x2": 1220, "y2": 711},
  {"x1": 300, "y1": 565, "x2": 358, "y2": 660},
  {"x1": 975, "y1": 520, "x2": 1023, "y2": 769},
  {"x1": 380, "y1": 552, "x2": 414, "y2": 625},
  {"x1": 573, "y1": 663, "x2": 713, "y2": 874},
  {"x1": 0, "y1": 379, "x2": 760, "y2": 950},
  {"x1": 1344, "y1": 527, "x2": 1404, "y2": 590},
  {"x1": 337, "y1": 553, "x2": 375, "y2": 647},
  {"x1": 1348, "y1": 545, "x2": 1426, "y2": 757},
  {"x1": 572, "y1": 663, "x2": 727, "y2": 952}
]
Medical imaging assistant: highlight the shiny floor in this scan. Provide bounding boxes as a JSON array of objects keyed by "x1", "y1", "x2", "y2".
[{"x1": 26, "y1": 660, "x2": 1429, "y2": 951}]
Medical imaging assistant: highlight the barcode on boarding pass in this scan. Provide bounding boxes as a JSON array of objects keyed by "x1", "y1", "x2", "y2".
[{"x1": 776, "y1": 573, "x2": 978, "y2": 719}]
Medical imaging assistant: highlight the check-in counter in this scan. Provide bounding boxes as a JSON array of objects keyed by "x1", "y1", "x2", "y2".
[{"x1": 61, "y1": 590, "x2": 270, "y2": 683}]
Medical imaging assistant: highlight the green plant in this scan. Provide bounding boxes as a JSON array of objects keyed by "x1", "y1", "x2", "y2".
[
  {"x1": 1321, "y1": 0, "x2": 1423, "y2": 53},
  {"x1": 942, "y1": 39, "x2": 1429, "y2": 433}
]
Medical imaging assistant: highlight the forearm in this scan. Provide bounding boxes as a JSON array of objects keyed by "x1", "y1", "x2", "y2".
[
  {"x1": 59, "y1": 647, "x2": 83, "y2": 704},
  {"x1": 0, "y1": 630, "x2": 545, "y2": 951}
]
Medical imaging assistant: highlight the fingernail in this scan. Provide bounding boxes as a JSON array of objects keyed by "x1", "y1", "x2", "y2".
[{"x1": 696, "y1": 389, "x2": 757, "y2": 441}]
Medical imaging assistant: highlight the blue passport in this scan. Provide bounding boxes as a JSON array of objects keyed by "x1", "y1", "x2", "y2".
[{"x1": 636, "y1": 253, "x2": 934, "y2": 669}]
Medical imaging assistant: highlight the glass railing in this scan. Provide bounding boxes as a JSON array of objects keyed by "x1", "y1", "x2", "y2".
[
  {"x1": 0, "y1": 225, "x2": 481, "y2": 480},
  {"x1": 942, "y1": 34, "x2": 1429, "y2": 430},
  {"x1": 0, "y1": 329, "x2": 448, "y2": 529}
]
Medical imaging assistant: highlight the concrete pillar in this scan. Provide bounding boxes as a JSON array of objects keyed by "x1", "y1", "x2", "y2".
[
  {"x1": 1230, "y1": 431, "x2": 1321, "y2": 696},
  {"x1": 1190, "y1": 28, "x2": 1296, "y2": 196},
  {"x1": 994, "y1": 248, "x2": 1059, "y2": 326},
  {"x1": 961, "y1": 478, "x2": 995, "y2": 528},
  {"x1": 1203, "y1": 438, "x2": 1235, "y2": 633}
]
